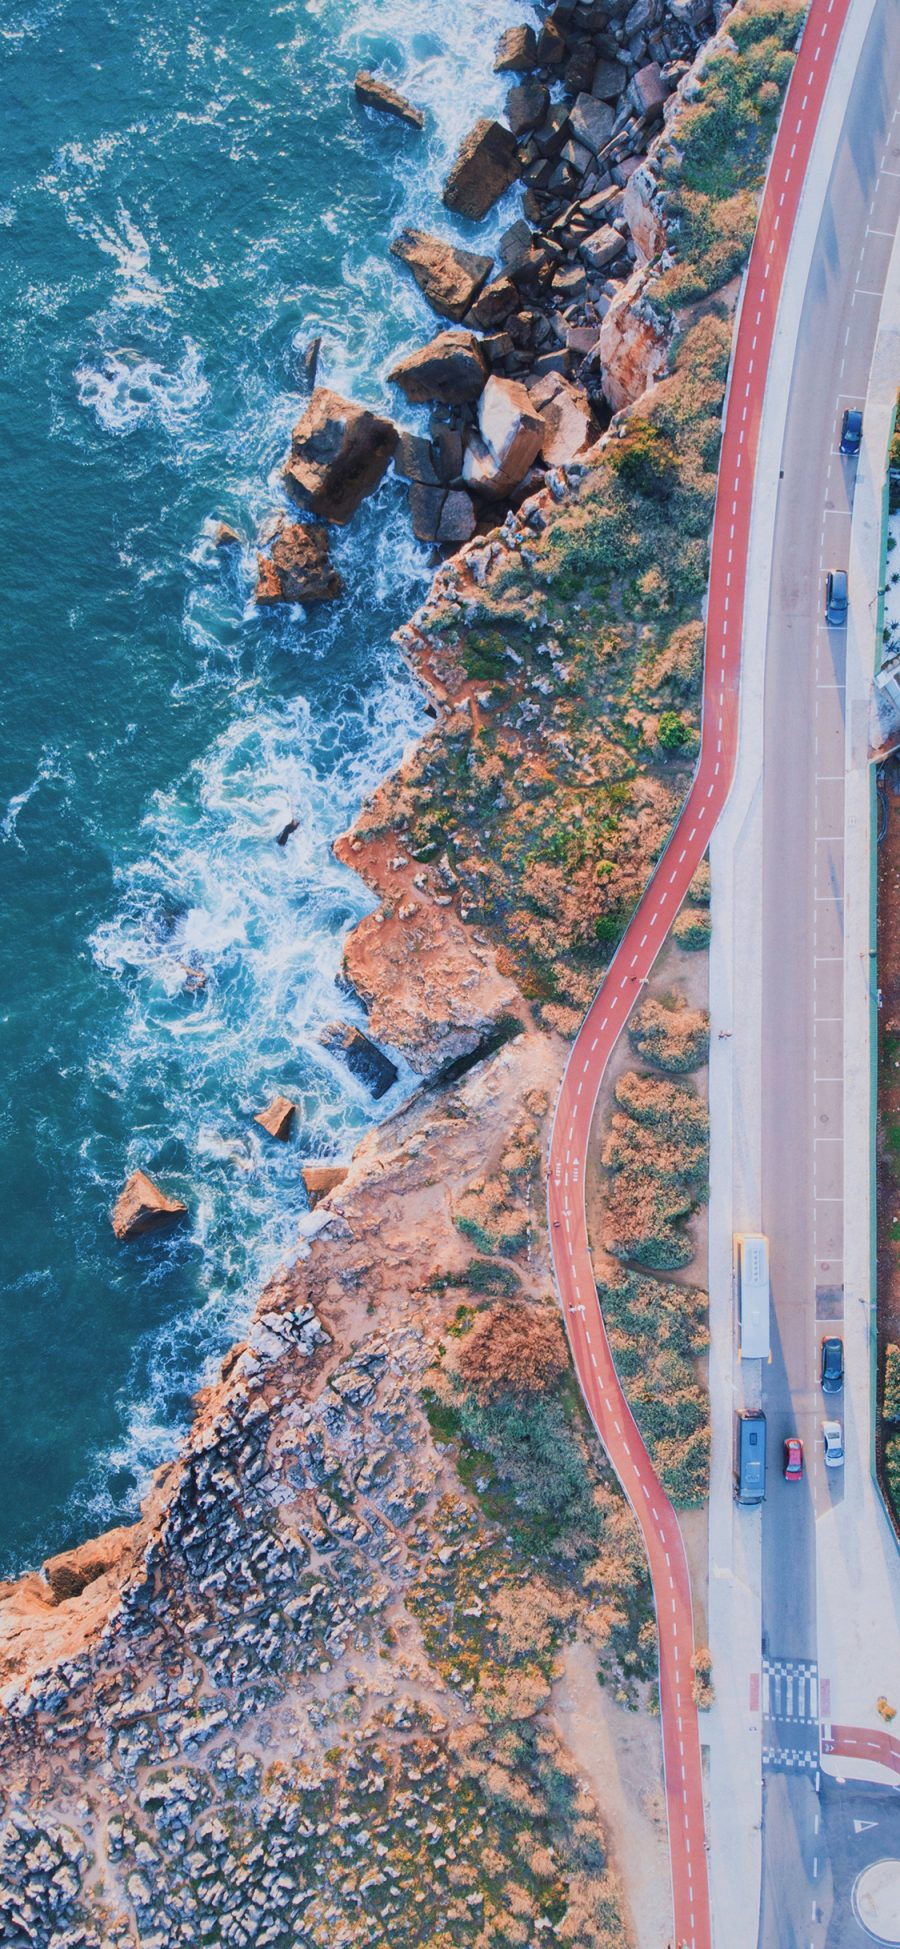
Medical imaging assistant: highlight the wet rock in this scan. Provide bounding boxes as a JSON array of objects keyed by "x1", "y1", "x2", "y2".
[
  {"x1": 388, "y1": 330, "x2": 488, "y2": 406},
  {"x1": 112, "y1": 1171, "x2": 187, "y2": 1241},
  {"x1": 301, "y1": 1164, "x2": 348, "y2": 1206},
  {"x1": 300, "y1": 334, "x2": 321, "y2": 391},
  {"x1": 283, "y1": 388, "x2": 398, "y2": 525},
  {"x1": 462, "y1": 375, "x2": 545, "y2": 500},
  {"x1": 353, "y1": 69, "x2": 425, "y2": 129},
  {"x1": 528, "y1": 371, "x2": 592, "y2": 465},
  {"x1": 213, "y1": 523, "x2": 242, "y2": 549},
  {"x1": 442, "y1": 119, "x2": 520, "y2": 222},
  {"x1": 254, "y1": 1096, "x2": 296, "y2": 1141},
  {"x1": 537, "y1": 18, "x2": 568, "y2": 64},
  {"x1": 493, "y1": 23, "x2": 539, "y2": 71},
  {"x1": 318, "y1": 1022, "x2": 399, "y2": 1099},
  {"x1": 390, "y1": 229, "x2": 494, "y2": 321},
  {"x1": 256, "y1": 524, "x2": 343, "y2": 604},
  {"x1": 567, "y1": 92, "x2": 616, "y2": 154},
  {"x1": 506, "y1": 80, "x2": 549, "y2": 136}
]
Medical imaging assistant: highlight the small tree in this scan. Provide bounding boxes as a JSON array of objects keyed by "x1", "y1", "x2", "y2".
[{"x1": 657, "y1": 710, "x2": 691, "y2": 752}]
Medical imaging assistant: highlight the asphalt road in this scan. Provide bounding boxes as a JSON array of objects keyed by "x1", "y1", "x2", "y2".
[
  {"x1": 546, "y1": 3, "x2": 857, "y2": 1944},
  {"x1": 757, "y1": 1, "x2": 900, "y2": 1943}
]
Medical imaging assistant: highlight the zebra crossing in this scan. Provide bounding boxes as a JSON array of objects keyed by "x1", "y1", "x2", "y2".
[{"x1": 762, "y1": 1658, "x2": 820, "y2": 1775}]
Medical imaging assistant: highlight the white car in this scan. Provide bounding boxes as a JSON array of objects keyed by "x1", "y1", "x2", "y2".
[{"x1": 823, "y1": 1420, "x2": 844, "y2": 1469}]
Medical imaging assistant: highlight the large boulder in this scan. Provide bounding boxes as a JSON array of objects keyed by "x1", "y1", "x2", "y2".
[
  {"x1": 591, "y1": 57, "x2": 628, "y2": 99},
  {"x1": 388, "y1": 330, "x2": 488, "y2": 406},
  {"x1": 506, "y1": 80, "x2": 549, "y2": 136},
  {"x1": 630, "y1": 61, "x2": 668, "y2": 120},
  {"x1": 111, "y1": 1171, "x2": 186, "y2": 1241},
  {"x1": 442, "y1": 119, "x2": 520, "y2": 221},
  {"x1": 529, "y1": 372, "x2": 592, "y2": 466},
  {"x1": 354, "y1": 70, "x2": 424, "y2": 129},
  {"x1": 256, "y1": 524, "x2": 343, "y2": 605},
  {"x1": 283, "y1": 389, "x2": 398, "y2": 524},
  {"x1": 254, "y1": 1094, "x2": 296, "y2": 1139},
  {"x1": 567, "y1": 93, "x2": 615, "y2": 155},
  {"x1": 579, "y1": 224, "x2": 627, "y2": 275},
  {"x1": 493, "y1": 23, "x2": 538, "y2": 71},
  {"x1": 463, "y1": 375, "x2": 545, "y2": 500},
  {"x1": 319, "y1": 1021, "x2": 399, "y2": 1099},
  {"x1": 391, "y1": 229, "x2": 494, "y2": 321}
]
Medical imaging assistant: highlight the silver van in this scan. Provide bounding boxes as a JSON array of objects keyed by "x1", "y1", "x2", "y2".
[{"x1": 736, "y1": 1411, "x2": 767, "y2": 1504}]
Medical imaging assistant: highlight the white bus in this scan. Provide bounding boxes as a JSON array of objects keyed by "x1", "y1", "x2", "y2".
[{"x1": 736, "y1": 1233, "x2": 770, "y2": 1360}]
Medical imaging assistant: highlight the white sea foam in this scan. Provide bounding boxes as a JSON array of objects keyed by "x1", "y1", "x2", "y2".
[
  {"x1": 75, "y1": 339, "x2": 209, "y2": 435},
  {"x1": 1, "y1": 745, "x2": 65, "y2": 848}
]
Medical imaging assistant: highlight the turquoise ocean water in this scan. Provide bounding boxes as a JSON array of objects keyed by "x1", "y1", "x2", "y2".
[{"x1": 0, "y1": 0, "x2": 531, "y2": 1573}]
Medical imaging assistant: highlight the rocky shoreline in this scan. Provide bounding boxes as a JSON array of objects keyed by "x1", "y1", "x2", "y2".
[{"x1": 253, "y1": 0, "x2": 724, "y2": 599}]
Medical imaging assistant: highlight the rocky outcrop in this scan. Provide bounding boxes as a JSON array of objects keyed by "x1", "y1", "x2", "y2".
[
  {"x1": 354, "y1": 69, "x2": 424, "y2": 129},
  {"x1": 254, "y1": 1095, "x2": 296, "y2": 1140},
  {"x1": 283, "y1": 389, "x2": 398, "y2": 524},
  {"x1": 318, "y1": 1021, "x2": 399, "y2": 1098},
  {"x1": 111, "y1": 1171, "x2": 186, "y2": 1241},
  {"x1": 598, "y1": 264, "x2": 670, "y2": 410},
  {"x1": 624, "y1": 160, "x2": 668, "y2": 264},
  {"x1": 388, "y1": 330, "x2": 488, "y2": 406},
  {"x1": 42, "y1": 1526, "x2": 141, "y2": 1604},
  {"x1": 442, "y1": 119, "x2": 520, "y2": 222},
  {"x1": 462, "y1": 375, "x2": 545, "y2": 500},
  {"x1": 390, "y1": 229, "x2": 494, "y2": 321},
  {"x1": 255, "y1": 523, "x2": 343, "y2": 604},
  {"x1": 301, "y1": 1162, "x2": 348, "y2": 1205}
]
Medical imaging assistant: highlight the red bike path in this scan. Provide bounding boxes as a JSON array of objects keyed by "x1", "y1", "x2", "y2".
[{"x1": 547, "y1": 2, "x2": 854, "y2": 1942}]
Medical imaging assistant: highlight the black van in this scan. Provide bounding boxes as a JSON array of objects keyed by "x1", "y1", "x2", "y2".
[{"x1": 736, "y1": 1411, "x2": 767, "y2": 1504}]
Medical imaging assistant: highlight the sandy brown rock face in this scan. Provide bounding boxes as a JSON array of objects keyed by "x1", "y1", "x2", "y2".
[
  {"x1": 42, "y1": 1525, "x2": 141, "y2": 1604},
  {"x1": 388, "y1": 329, "x2": 488, "y2": 406},
  {"x1": 354, "y1": 69, "x2": 424, "y2": 129},
  {"x1": 283, "y1": 388, "x2": 398, "y2": 525},
  {"x1": 599, "y1": 265, "x2": 670, "y2": 411},
  {"x1": 442, "y1": 118, "x2": 520, "y2": 222},
  {"x1": 390, "y1": 229, "x2": 494, "y2": 322},
  {"x1": 255, "y1": 524, "x2": 343, "y2": 605},
  {"x1": 254, "y1": 1095, "x2": 296, "y2": 1140},
  {"x1": 623, "y1": 161, "x2": 668, "y2": 263},
  {"x1": 111, "y1": 1171, "x2": 186, "y2": 1240}
]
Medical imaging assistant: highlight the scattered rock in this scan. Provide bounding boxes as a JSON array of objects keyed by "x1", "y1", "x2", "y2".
[
  {"x1": 256, "y1": 524, "x2": 343, "y2": 605},
  {"x1": 506, "y1": 80, "x2": 550, "y2": 137},
  {"x1": 528, "y1": 372, "x2": 592, "y2": 466},
  {"x1": 283, "y1": 389, "x2": 398, "y2": 524},
  {"x1": 579, "y1": 224, "x2": 626, "y2": 274},
  {"x1": 464, "y1": 275, "x2": 518, "y2": 330},
  {"x1": 493, "y1": 23, "x2": 538, "y2": 72},
  {"x1": 213, "y1": 523, "x2": 242, "y2": 549},
  {"x1": 354, "y1": 69, "x2": 425, "y2": 130},
  {"x1": 318, "y1": 1022, "x2": 399, "y2": 1099},
  {"x1": 463, "y1": 375, "x2": 545, "y2": 500},
  {"x1": 591, "y1": 57, "x2": 628, "y2": 100},
  {"x1": 111, "y1": 1171, "x2": 187, "y2": 1241},
  {"x1": 630, "y1": 61, "x2": 668, "y2": 120},
  {"x1": 442, "y1": 119, "x2": 520, "y2": 222},
  {"x1": 438, "y1": 489, "x2": 477, "y2": 544},
  {"x1": 301, "y1": 1163, "x2": 349, "y2": 1206},
  {"x1": 408, "y1": 483, "x2": 447, "y2": 543},
  {"x1": 391, "y1": 229, "x2": 494, "y2": 322},
  {"x1": 388, "y1": 330, "x2": 488, "y2": 406},
  {"x1": 254, "y1": 1096, "x2": 296, "y2": 1141}
]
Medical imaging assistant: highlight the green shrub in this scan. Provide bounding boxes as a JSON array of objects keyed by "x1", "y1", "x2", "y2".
[
  {"x1": 674, "y1": 907, "x2": 711, "y2": 950},
  {"x1": 884, "y1": 1344, "x2": 900, "y2": 1422},
  {"x1": 598, "y1": 1269, "x2": 710, "y2": 1505},
  {"x1": 658, "y1": 710, "x2": 692, "y2": 751},
  {"x1": 885, "y1": 1433, "x2": 900, "y2": 1524}
]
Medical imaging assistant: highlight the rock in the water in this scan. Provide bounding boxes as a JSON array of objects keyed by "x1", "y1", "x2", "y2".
[
  {"x1": 354, "y1": 69, "x2": 425, "y2": 129},
  {"x1": 300, "y1": 334, "x2": 321, "y2": 390},
  {"x1": 388, "y1": 330, "x2": 488, "y2": 406},
  {"x1": 213, "y1": 522, "x2": 242, "y2": 549},
  {"x1": 394, "y1": 431, "x2": 443, "y2": 485},
  {"x1": 254, "y1": 1095, "x2": 296, "y2": 1140},
  {"x1": 442, "y1": 119, "x2": 520, "y2": 222},
  {"x1": 256, "y1": 524, "x2": 343, "y2": 605},
  {"x1": 506, "y1": 80, "x2": 550, "y2": 137},
  {"x1": 567, "y1": 93, "x2": 615, "y2": 155},
  {"x1": 112, "y1": 1171, "x2": 187, "y2": 1241},
  {"x1": 302, "y1": 1163, "x2": 349, "y2": 1206},
  {"x1": 391, "y1": 229, "x2": 494, "y2": 321},
  {"x1": 493, "y1": 23, "x2": 538, "y2": 71},
  {"x1": 319, "y1": 1021, "x2": 399, "y2": 1099},
  {"x1": 529, "y1": 372, "x2": 592, "y2": 466},
  {"x1": 283, "y1": 388, "x2": 398, "y2": 524},
  {"x1": 463, "y1": 375, "x2": 545, "y2": 500}
]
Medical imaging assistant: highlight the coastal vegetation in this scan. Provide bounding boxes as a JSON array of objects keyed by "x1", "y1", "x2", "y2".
[{"x1": 601, "y1": 1069, "x2": 709, "y2": 1270}]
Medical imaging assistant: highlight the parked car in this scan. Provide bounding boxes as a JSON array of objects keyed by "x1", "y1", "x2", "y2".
[
  {"x1": 823, "y1": 1420, "x2": 845, "y2": 1469},
  {"x1": 783, "y1": 1436, "x2": 803, "y2": 1481},
  {"x1": 840, "y1": 408, "x2": 863, "y2": 455},
  {"x1": 821, "y1": 1335, "x2": 844, "y2": 1393},
  {"x1": 825, "y1": 569, "x2": 848, "y2": 626}
]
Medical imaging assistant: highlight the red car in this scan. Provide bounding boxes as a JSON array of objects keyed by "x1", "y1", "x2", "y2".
[{"x1": 783, "y1": 1437, "x2": 803, "y2": 1481}]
